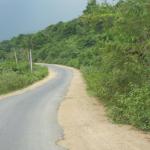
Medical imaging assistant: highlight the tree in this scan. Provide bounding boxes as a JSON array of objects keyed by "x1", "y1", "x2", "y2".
[{"x1": 88, "y1": 0, "x2": 96, "y2": 5}]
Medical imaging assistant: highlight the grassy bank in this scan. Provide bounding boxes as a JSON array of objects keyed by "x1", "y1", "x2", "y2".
[
  {"x1": 0, "y1": 0, "x2": 149, "y2": 131},
  {"x1": 0, "y1": 62, "x2": 48, "y2": 95}
]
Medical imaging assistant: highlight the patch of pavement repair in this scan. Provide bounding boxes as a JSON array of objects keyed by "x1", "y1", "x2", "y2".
[
  {"x1": 58, "y1": 68, "x2": 150, "y2": 150},
  {"x1": 0, "y1": 69, "x2": 55, "y2": 101}
]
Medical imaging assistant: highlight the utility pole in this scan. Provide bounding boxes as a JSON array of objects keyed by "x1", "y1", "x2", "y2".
[
  {"x1": 28, "y1": 36, "x2": 34, "y2": 73},
  {"x1": 13, "y1": 48, "x2": 18, "y2": 65},
  {"x1": 29, "y1": 48, "x2": 33, "y2": 73}
]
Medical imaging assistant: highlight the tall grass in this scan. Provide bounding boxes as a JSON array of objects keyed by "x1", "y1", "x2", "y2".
[{"x1": 0, "y1": 62, "x2": 48, "y2": 95}]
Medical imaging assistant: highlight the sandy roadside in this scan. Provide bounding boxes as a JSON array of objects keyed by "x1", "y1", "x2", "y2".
[
  {"x1": 58, "y1": 68, "x2": 150, "y2": 150},
  {"x1": 0, "y1": 70, "x2": 55, "y2": 100}
]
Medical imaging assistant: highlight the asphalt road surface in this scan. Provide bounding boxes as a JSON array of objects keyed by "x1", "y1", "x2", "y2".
[{"x1": 0, "y1": 64, "x2": 72, "y2": 150}]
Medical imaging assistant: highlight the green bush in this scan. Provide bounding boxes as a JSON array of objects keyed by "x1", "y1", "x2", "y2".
[
  {"x1": 81, "y1": 66, "x2": 102, "y2": 97},
  {"x1": 109, "y1": 84, "x2": 150, "y2": 131},
  {"x1": 0, "y1": 62, "x2": 48, "y2": 95}
]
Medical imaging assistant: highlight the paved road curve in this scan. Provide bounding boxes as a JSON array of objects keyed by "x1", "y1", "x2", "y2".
[{"x1": 0, "y1": 64, "x2": 72, "y2": 150}]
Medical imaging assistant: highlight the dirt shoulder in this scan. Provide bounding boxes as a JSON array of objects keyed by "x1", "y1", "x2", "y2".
[{"x1": 58, "y1": 68, "x2": 150, "y2": 150}]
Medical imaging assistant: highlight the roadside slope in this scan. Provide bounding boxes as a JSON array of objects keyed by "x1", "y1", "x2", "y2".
[{"x1": 58, "y1": 68, "x2": 150, "y2": 150}]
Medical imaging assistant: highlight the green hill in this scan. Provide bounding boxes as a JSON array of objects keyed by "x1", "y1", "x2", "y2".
[{"x1": 0, "y1": 0, "x2": 150, "y2": 130}]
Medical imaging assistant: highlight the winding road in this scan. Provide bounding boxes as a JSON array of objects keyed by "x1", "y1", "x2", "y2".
[
  {"x1": 0, "y1": 64, "x2": 150, "y2": 150},
  {"x1": 0, "y1": 64, "x2": 72, "y2": 150}
]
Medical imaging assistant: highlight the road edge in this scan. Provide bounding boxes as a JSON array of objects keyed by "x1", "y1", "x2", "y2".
[{"x1": 57, "y1": 67, "x2": 150, "y2": 150}]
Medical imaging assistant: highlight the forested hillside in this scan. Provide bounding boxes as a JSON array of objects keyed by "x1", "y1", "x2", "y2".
[{"x1": 0, "y1": 0, "x2": 150, "y2": 130}]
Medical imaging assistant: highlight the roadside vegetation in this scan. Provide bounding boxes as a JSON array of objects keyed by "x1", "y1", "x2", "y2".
[
  {"x1": 0, "y1": 61, "x2": 48, "y2": 95},
  {"x1": 0, "y1": 0, "x2": 149, "y2": 130}
]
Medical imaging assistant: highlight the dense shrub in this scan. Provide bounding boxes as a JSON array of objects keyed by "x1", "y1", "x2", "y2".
[
  {"x1": 109, "y1": 84, "x2": 150, "y2": 131},
  {"x1": 0, "y1": 62, "x2": 48, "y2": 95}
]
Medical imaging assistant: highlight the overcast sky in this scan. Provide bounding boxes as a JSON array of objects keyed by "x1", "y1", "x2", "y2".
[{"x1": 0, "y1": 0, "x2": 115, "y2": 41}]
